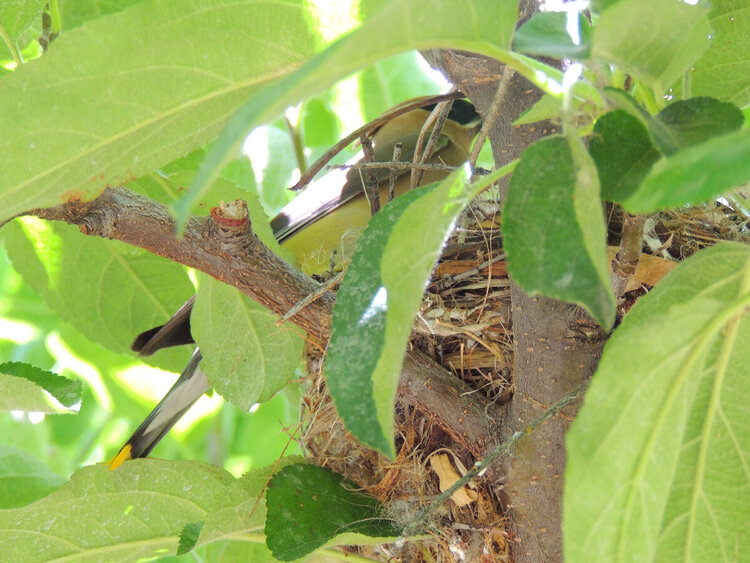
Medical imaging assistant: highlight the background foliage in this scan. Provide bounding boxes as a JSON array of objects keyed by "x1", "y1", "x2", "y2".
[{"x1": 0, "y1": 0, "x2": 748, "y2": 561}]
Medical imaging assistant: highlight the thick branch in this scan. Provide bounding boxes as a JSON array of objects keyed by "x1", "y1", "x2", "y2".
[{"x1": 30, "y1": 188, "x2": 501, "y2": 462}]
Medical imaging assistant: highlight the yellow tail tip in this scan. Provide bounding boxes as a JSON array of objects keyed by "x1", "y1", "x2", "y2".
[{"x1": 107, "y1": 444, "x2": 133, "y2": 470}]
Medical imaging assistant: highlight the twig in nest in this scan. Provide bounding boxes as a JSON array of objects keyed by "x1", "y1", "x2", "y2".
[
  {"x1": 411, "y1": 99, "x2": 454, "y2": 190},
  {"x1": 388, "y1": 142, "x2": 403, "y2": 202},
  {"x1": 469, "y1": 65, "x2": 515, "y2": 169},
  {"x1": 291, "y1": 92, "x2": 466, "y2": 192},
  {"x1": 359, "y1": 135, "x2": 381, "y2": 216}
]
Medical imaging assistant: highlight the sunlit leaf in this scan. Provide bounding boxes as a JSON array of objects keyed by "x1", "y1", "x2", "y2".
[{"x1": 565, "y1": 242, "x2": 750, "y2": 562}]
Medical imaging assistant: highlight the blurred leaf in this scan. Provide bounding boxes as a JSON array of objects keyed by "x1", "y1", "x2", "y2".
[
  {"x1": 0, "y1": 361, "x2": 81, "y2": 410},
  {"x1": 504, "y1": 136, "x2": 615, "y2": 328},
  {"x1": 590, "y1": 110, "x2": 661, "y2": 202},
  {"x1": 592, "y1": 0, "x2": 710, "y2": 95},
  {"x1": 265, "y1": 463, "x2": 400, "y2": 561},
  {"x1": 623, "y1": 126, "x2": 750, "y2": 212},
  {"x1": 0, "y1": 446, "x2": 65, "y2": 508},
  {"x1": 300, "y1": 97, "x2": 341, "y2": 149},
  {"x1": 673, "y1": 0, "x2": 750, "y2": 108},
  {"x1": 358, "y1": 52, "x2": 442, "y2": 121},
  {"x1": 0, "y1": 0, "x2": 320, "y2": 223},
  {"x1": 648, "y1": 97, "x2": 744, "y2": 156},
  {"x1": 514, "y1": 11, "x2": 592, "y2": 59},
  {"x1": 2, "y1": 219, "x2": 194, "y2": 371},
  {"x1": 59, "y1": 0, "x2": 144, "y2": 29},
  {"x1": 513, "y1": 94, "x2": 562, "y2": 125},
  {"x1": 178, "y1": 0, "x2": 520, "y2": 226},
  {"x1": 565, "y1": 242, "x2": 750, "y2": 561},
  {"x1": 0, "y1": 458, "x2": 286, "y2": 561},
  {"x1": 0, "y1": 0, "x2": 46, "y2": 61},
  {"x1": 192, "y1": 275, "x2": 304, "y2": 411}
]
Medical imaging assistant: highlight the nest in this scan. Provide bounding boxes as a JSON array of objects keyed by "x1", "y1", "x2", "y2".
[{"x1": 296, "y1": 193, "x2": 750, "y2": 562}]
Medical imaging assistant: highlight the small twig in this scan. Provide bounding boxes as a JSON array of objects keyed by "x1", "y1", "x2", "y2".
[
  {"x1": 387, "y1": 142, "x2": 403, "y2": 202},
  {"x1": 469, "y1": 66, "x2": 515, "y2": 169},
  {"x1": 291, "y1": 92, "x2": 466, "y2": 192},
  {"x1": 328, "y1": 161, "x2": 457, "y2": 174},
  {"x1": 360, "y1": 136, "x2": 380, "y2": 216},
  {"x1": 399, "y1": 380, "x2": 589, "y2": 540},
  {"x1": 284, "y1": 114, "x2": 307, "y2": 174},
  {"x1": 411, "y1": 100, "x2": 453, "y2": 190},
  {"x1": 277, "y1": 269, "x2": 347, "y2": 326},
  {"x1": 611, "y1": 212, "x2": 646, "y2": 298}
]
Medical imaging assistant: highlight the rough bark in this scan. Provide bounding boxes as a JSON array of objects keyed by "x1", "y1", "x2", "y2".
[{"x1": 423, "y1": 4, "x2": 607, "y2": 559}]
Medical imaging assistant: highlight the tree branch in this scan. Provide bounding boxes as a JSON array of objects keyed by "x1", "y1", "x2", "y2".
[{"x1": 28, "y1": 187, "x2": 502, "y2": 464}]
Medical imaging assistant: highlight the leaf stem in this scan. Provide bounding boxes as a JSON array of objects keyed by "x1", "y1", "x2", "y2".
[{"x1": 0, "y1": 23, "x2": 22, "y2": 66}]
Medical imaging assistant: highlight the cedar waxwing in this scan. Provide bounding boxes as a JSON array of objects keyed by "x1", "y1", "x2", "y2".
[{"x1": 107, "y1": 98, "x2": 481, "y2": 469}]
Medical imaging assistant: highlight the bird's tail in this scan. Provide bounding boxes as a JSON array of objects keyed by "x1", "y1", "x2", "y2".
[{"x1": 107, "y1": 348, "x2": 209, "y2": 470}]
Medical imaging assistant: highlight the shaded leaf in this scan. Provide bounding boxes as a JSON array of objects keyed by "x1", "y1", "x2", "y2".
[
  {"x1": 0, "y1": 446, "x2": 65, "y2": 508},
  {"x1": 565, "y1": 242, "x2": 750, "y2": 562},
  {"x1": 265, "y1": 463, "x2": 400, "y2": 561},
  {"x1": 192, "y1": 275, "x2": 304, "y2": 411},
  {"x1": 590, "y1": 110, "x2": 661, "y2": 202},
  {"x1": 592, "y1": 0, "x2": 710, "y2": 95},
  {"x1": 176, "y1": 521, "x2": 204, "y2": 556},
  {"x1": 0, "y1": 0, "x2": 320, "y2": 223},
  {"x1": 503, "y1": 136, "x2": 615, "y2": 328},
  {"x1": 648, "y1": 97, "x2": 744, "y2": 156},
  {"x1": 514, "y1": 11, "x2": 591, "y2": 59},
  {"x1": 325, "y1": 164, "x2": 505, "y2": 457},
  {"x1": 623, "y1": 126, "x2": 750, "y2": 212}
]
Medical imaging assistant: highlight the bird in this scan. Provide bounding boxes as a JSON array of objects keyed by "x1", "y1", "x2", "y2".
[{"x1": 107, "y1": 98, "x2": 481, "y2": 469}]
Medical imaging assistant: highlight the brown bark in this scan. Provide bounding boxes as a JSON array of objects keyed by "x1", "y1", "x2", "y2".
[{"x1": 423, "y1": 10, "x2": 607, "y2": 560}]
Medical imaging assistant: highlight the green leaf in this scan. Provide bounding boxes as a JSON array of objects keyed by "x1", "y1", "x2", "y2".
[
  {"x1": 0, "y1": 0, "x2": 320, "y2": 223},
  {"x1": 0, "y1": 458, "x2": 290, "y2": 561},
  {"x1": 513, "y1": 94, "x2": 562, "y2": 126},
  {"x1": 590, "y1": 110, "x2": 662, "y2": 202},
  {"x1": 324, "y1": 187, "x2": 431, "y2": 457},
  {"x1": 177, "y1": 0, "x2": 520, "y2": 227},
  {"x1": 325, "y1": 165, "x2": 512, "y2": 457},
  {"x1": 265, "y1": 463, "x2": 400, "y2": 561},
  {"x1": 358, "y1": 52, "x2": 442, "y2": 121},
  {"x1": 0, "y1": 361, "x2": 82, "y2": 411},
  {"x1": 0, "y1": 446, "x2": 65, "y2": 508},
  {"x1": 592, "y1": 0, "x2": 710, "y2": 95},
  {"x1": 673, "y1": 0, "x2": 750, "y2": 108},
  {"x1": 0, "y1": 0, "x2": 46, "y2": 61},
  {"x1": 2, "y1": 219, "x2": 194, "y2": 370},
  {"x1": 59, "y1": 0, "x2": 144, "y2": 30},
  {"x1": 503, "y1": 136, "x2": 615, "y2": 328},
  {"x1": 514, "y1": 11, "x2": 591, "y2": 59},
  {"x1": 564, "y1": 242, "x2": 750, "y2": 562},
  {"x1": 176, "y1": 521, "x2": 204, "y2": 556},
  {"x1": 192, "y1": 274, "x2": 304, "y2": 411},
  {"x1": 648, "y1": 97, "x2": 744, "y2": 156},
  {"x1": 622, "y1": 126, "x2": 750, "y2": 213}
]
